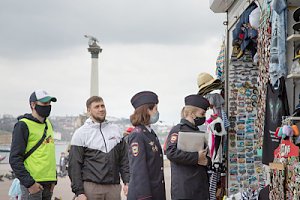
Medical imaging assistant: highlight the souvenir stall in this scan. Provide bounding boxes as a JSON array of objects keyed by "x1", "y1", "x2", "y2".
[{"x1": 208, "y1": 0, "x2": 300, "y2": 199}]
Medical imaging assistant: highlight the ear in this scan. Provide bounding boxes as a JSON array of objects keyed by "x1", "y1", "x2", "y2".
[
  {"x1": 30, "y1": 102, "x2": 36, "y2": 110},
  {"x1": 191, "y1": 112, "x2": 196, "y2": 118},
  {"x1": 87, "y1": 107, "x2": 91, "y2": 115}
]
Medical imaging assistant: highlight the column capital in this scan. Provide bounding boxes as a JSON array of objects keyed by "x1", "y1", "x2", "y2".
[{"x1": 88, "y1": 43, "x2": 102, "y2": 58}]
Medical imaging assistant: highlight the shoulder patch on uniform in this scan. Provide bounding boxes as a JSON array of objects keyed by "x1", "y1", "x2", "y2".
[
  {"x1": 170, "y1": 133, "x2": 178, "y2": 143},
  {"x1": 131, "y1": 142, "x2": 139, "y2": 156}
]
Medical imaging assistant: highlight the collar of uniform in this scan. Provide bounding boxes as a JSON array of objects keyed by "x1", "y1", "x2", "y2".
[
  {"x1": 180, "y1": 118, "x2": 199, "y2": 130},
  {"x1": 139, "y1": 125, "x2": 153, "y2": 135},
  {"x1": 145, "y1": 125, "x2": 152, "y2": 132}
]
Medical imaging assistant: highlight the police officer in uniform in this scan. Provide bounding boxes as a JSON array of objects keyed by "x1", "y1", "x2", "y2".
[
  {"x1": 127, "y1": 91, "x2": 166, "y2": 200},
  {"x1": 166, "y1": 94, "x2": 210, "y2": 200}
]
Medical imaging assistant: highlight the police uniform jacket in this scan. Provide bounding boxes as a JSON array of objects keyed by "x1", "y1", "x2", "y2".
[
  {"x1": 127, "y1": 125, "x2": 166, "y2": 200},
  {"x1": 166, "y1": 119, "x2": 209, "y2": 200}
]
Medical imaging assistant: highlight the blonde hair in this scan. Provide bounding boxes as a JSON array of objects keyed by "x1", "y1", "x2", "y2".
[{"x1": 181, "y1": 105, "x2": 198, "y2": 118}]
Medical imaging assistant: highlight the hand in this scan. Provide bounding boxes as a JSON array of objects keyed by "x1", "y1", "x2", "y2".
[
  {"x1": 28, "y1": 182, "x2": 43, "y2": 194},
  {"x1": 198, "y1": 148, "x2": 208, "y2": 166},
  {"x1": 76, "y1": 194, "x2": 87, "y2": 200},
  {"x1": 123, "y1": 184, "x2": 128, "y2": 196}
]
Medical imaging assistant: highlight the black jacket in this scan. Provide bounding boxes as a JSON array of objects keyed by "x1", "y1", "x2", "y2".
[
  {"x1": 9, "y1": 114, "x2": 56, "y2": 188},
  {"x1": 127, "y1": 125, "x2": 166, "y2": 200},
  {"x1": 166, "y1": 119, "x2": 209, "y2": 200},
  {"x1": 68, "y1": 118, "x2": 130, "y2": 196}
]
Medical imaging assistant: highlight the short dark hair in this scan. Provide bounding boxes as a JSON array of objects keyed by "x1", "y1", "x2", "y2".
[
  {"x1": 130, "y1": 104, "x2": 155, "y2": 126},
  {"x1": 86, "y1": 96, "x2": 103, "y2": 109}
]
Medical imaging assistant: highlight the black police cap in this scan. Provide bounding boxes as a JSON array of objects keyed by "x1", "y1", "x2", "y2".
[
  {"x1": 184, "y1": 94, "x2": 210, "y2": 110},
  {"x1": 131, "y1": 91, "x2": 159, "y2": 109}
]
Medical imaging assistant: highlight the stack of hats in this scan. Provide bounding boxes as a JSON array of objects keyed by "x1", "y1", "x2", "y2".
[
  {"x1": 197, "y1": 72, "x2": 223, "y2": 95},
  {"x1": 293, "y1": 7, "x2": 300, "y2": 33}
]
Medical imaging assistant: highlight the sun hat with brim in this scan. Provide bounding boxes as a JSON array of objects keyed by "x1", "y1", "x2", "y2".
[
  {"x1": 198, "y1": 84, "x2": 223, "y2": 96},
  {"x1": 197, "y1": 73, "x2": 220, "y2": 91},
  {"x1": 293, "y1": 22, "x2": 300, "y2": 32},
  {"x1": 198, "y1": 81, "x2": 223, "y2": 96},
  {"x1": 29, "y1": 89, "x2": 57, "y2": 103},
  {"x1": 293, "y1": 7, "x2": 300, "y2": 22}
]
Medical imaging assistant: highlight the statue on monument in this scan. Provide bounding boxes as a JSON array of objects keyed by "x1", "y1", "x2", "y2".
[{"x1": 84, "y1": 35, "x2": 99, "y2": 46}]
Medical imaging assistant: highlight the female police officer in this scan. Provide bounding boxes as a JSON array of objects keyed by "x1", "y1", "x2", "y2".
[
  {"x1": 166, "y1": 94, "x2": 210, "y2": 200},
  {"x1": 127, "y1": 91, "x2": 166, "y2": 200}
]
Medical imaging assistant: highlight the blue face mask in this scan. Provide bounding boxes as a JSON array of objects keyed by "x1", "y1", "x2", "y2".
[{"x1": 150, "y1": 111, "x2": 159, "y2": 124}]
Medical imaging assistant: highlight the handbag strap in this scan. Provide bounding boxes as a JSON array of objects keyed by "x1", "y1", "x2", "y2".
[{"x1": 24, "y1": 122, "x2": 48, "y2": 160}]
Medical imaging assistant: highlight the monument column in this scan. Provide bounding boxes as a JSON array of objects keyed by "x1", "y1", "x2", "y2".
[{"x1": 87, "y1": 39, "x2": 102, "y2": 96}]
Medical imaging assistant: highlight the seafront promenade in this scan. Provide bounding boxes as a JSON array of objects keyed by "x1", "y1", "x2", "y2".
[{"x1": 0, "y1": 161, "x2": 172, "y2": 200}]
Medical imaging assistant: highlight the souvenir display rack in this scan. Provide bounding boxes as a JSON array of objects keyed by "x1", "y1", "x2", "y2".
[{"x1": 227, "y1": 50, "x2": 263, "y2": 195}]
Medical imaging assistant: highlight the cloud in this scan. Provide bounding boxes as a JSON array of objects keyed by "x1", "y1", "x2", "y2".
[
  {"x1": 0, "y1": 0, "x2": 225, "y2": 58},
  {"x1": 0, "y1": 0, "x2": 225, "y2": 125}
]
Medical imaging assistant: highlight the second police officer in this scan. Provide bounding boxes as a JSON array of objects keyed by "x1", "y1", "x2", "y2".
[{"x1": 166, "y1": 94, "x2": 211, "y2": 200}]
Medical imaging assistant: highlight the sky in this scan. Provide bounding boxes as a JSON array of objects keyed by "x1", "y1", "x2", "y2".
[{"x1": 0, "y1": 0, "x2": 225, "y2": 125}]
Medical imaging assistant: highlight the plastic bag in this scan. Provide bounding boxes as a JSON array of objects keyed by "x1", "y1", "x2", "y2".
[{"x1": 8, "y1": 178, "x2": 22, "y2": 200}]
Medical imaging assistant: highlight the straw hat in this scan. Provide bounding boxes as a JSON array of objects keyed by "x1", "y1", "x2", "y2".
[
  {"x1": 197, "y1": 73, "x2": 219, "y2": 90},
  {"x1": 198, "y1": 81, "x2": 223, "y2": 95}
]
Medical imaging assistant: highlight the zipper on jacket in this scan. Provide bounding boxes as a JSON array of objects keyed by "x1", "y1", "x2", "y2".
[{"x1": 100, "y1": 123, "x2": 108, "y2": 153}]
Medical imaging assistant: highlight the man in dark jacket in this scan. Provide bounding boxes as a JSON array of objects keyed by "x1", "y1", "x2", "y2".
[
  {"x1": 166, "y1": 94, "x2": 210, "y2": 200},
  {"x1": 68, "y1": 96, "x2": 129, "y2": 200},
  {"x1": 9, "y1": 89, "x2": 57, "y2": 200}
]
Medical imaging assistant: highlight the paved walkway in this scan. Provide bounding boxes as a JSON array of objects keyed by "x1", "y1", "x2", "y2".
[{"x1": 0, "y1": 161, "x2": 171, "y2": 200}]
